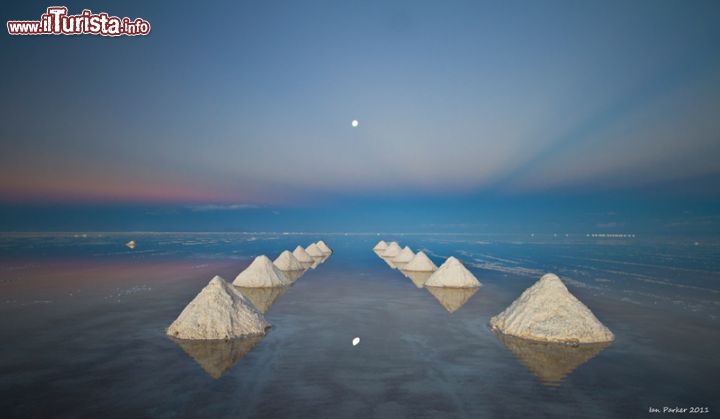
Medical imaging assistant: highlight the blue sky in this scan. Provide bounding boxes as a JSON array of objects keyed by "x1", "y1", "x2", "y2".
[{"x1": 1, "y1": 1, "x2": 719, "y2": 231}]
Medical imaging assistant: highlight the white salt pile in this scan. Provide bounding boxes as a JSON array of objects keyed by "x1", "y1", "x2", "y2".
[
  {"x1": 402, "y1": 251, "x2": 438, "y2": 272},
  {"x1": 292, "y1": 245, "x2": 314, "y2": 263},
  {"x1": 424, "y1": 257, "x2": 481, "y2": 288},
  {"x1": 316, "y1": 240, "x2": 332, "y2": 255},
  {"x1": 489, "y1": 273, "x2": 615, "y2": 344},
  {"x1": 381, "y1": 242, "x2": 402, "y2": 258},
  {"x1": 305, "y1": 243, "x2": 324, "y2": 257},
  {"x1": 232, "y1": 255, "x2": 291, "y2": 288},
  {"x1": 393, "y1": 246, "x2": 415, "y2": 263},
  {"x1": 273, "y1": 250, "x2": 305, "y2": 272},
  {"x1": 373, "y1": 240, "x2": 388, "y2": 251},
  {"x1": 166, "y1": 276, "x2": 270, "y2": 340}
]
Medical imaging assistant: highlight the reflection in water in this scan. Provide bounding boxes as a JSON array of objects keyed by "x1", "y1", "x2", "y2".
[
  {"x1": 402, "y1": 271, "x2": 433, "y2": 288},
  {"x1": 171, "y1": 335, "x2": 264, "y2": 379},
  {"x1": 494, "y1": 332, "x2": 611, "y2": 386},
  {"x1": 310, "y1": 255, "x2": 329, "y2": 269},
  {"x1": 425, "y1": 286, "x2": 478, "y2": 313},
  {"x1": 381, "y1": 256, "x2": 397, "y2": 269},
  {"x1": 234, "y1": 286, "x2": 288, "y2": 313},
  {"x1": 283, "y1": 270, "x2": 305, "y2": 283}
]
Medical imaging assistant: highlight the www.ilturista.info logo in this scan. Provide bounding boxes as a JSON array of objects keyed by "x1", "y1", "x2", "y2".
[{"x1": 7, "y1": 7, "x2": 150, "y2": 36}]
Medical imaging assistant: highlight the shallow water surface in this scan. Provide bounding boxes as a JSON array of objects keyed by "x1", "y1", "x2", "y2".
[{"x1": 0, "y1": 233, "x2": 718, "y2": 418}]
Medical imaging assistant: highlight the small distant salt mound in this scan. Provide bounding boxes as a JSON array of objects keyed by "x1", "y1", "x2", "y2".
[
  {"x1": 126, "y1": 240, "x2": 136, "y2": 249},
  {"x1": 305, "y1": 243, "x2": 324, "y2": 257},
  {"x1": 232, "y1": 256, "x2": 291, "y2": 288},
  {"x1": 373, "y1": 240, "x2": 388, "y2": 251},
  {"x1": 381, "y1": 242, "x2": 402, "y2": 258},
  {"x1": 489, "y1": 273, "x2": 614, "y2": 344},
  {"x1": 292, "y1": 245, "x2": 314, "y2": 263},
  {"x1": 273, "y1": 250, "x2": 305, "y2": 272},
  {"x1": 402, "y1": 251, "x2": 438, "y2": 272},
  {"x1": 393, "y1": 246, "x2": 415, "y2": 263},
  {"x1": 167, "y1": 276, "x2": 270, "y2": 340},
  {"x1": 424, "y1": 257, "x2": 481, "y2": 288},
  {"x1": 316, "y1": 240, "x2": 332, "y2": 255}
]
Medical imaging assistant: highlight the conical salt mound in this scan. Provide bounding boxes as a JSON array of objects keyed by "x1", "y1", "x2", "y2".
[
  {"x1": 305, "y1": 243, "x2": 324, "y2": 257},
  {"x1": 316, "y1": 240, "x2": 332, "y2": 255},
  {"x1": 426, "y1": 286, "x2": 479, "y2": 313},
  {"x1": 233, "y1": 256, "x2": 291, "y2": 288},
  {"x1": 489, "y1": 273, "x2": 615, "y2": 344},
  {"x1": 494, "y1": 332, "x2": 610, "y2": 386},
  {"x1": 171, "y1": 335, "x2": 264, "y2": 379},
  {"x1": 167, "y1": 276, "x2": 270, "y2": 340},
  {"x1": 424, "y1": 257, "x2": 481, "y2": 288},
  {"x1": 293, "y1": 245, "x2": 314, "y2": 263},
  {"x1": 274, "y1": 250, "x2": 305, "y2": 272},
  {"x1": 373, "y1": 240, "x2": 388, "y2": 251},
  {"x1": 381, "y1": 242, "x2": 402, "y2": 258},
  {"x1": 393, "y1": 246, "x2": 415, "y2": 263},
  {"x1": 402, "y1": 251, "x2": 438, "y2": 272}
]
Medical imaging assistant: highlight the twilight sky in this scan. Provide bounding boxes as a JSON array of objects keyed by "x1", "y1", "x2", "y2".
[{"x1": 1, "y1": 1, "x2": 719, "y2": 231}]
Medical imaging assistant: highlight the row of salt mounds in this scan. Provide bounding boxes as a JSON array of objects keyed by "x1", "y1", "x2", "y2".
[
  {"x1": 402, "y1": 251, "x2": 437, "y2": 272},
  {"x1": 233, "y1": 255, "x2": 292, "y2": 288},
  {"x1": 167, "y1": 276, "x2": 271, "y2": 340},
  {"x1": 424, "y1": 257, "x2": 482, "y2": 288},
  {"x1": 373, "y1": 241, "x2": 478, "y2": 309},
  {"x1": 490, "y1": 273, "x2": 614, "y2": 344}
]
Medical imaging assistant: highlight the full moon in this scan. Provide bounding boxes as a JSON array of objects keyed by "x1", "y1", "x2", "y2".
[{"x1": 351, "y1": 119, "x2": 359, "y2": 127}]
